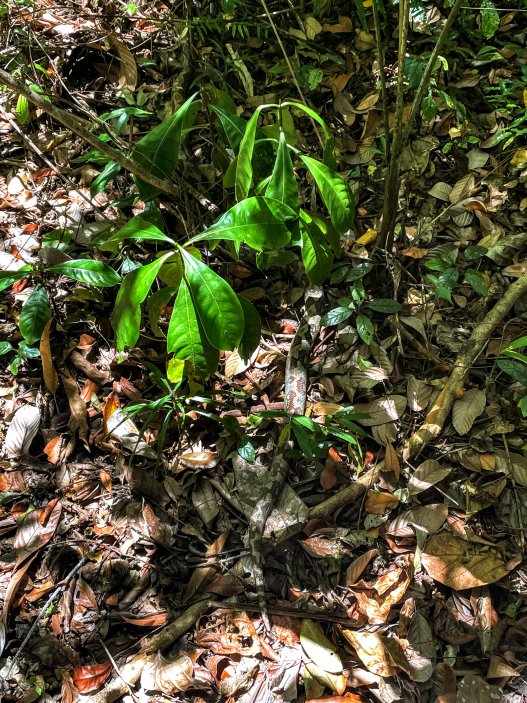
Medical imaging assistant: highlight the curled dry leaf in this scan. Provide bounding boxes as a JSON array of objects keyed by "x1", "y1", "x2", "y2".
[
  {"x1": 72, "y1": 662, "x2": 113, "y2": 693},
  {"x1": 422, "y1": 531, "x2": 508, "y2": 589},
  {"x1": 342, "y1": 630, "x2": 411, "y2": 677},
  {"x1": 14, "y1": 498, "x2": 62, "y2": 567},
  {"x1": 40, "y1": 319, "x2": 58, "y2": 395},
  {"x1": 4, "y1": 404, "x2": 41, "y2": 458},
  {"x1": 346, "y1": 548, "x2": 379, "y2": 585}
]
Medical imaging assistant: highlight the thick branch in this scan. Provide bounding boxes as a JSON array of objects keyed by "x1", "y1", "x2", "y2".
[{"x1": 403, "y1": 272, "x2": 527, "y2": 460}]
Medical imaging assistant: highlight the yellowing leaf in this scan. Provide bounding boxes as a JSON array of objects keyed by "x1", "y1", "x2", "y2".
[
  {"x1": 300, "y1": 619, "x2": 343, "y2": 674},
  {"x1": 422, "y1": 531, "x2": 508, "y2": 589},
  {"x1": 510, "y1": 148, "x2": 527, "y2": 166},
  {"x1": 355, "y1": 228, "x2": 377, "y2": 246},
  {"x1": 365, "y1": 491, "x2": 399, "y2": 514}
]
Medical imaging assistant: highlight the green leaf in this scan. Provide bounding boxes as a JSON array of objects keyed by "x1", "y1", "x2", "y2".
[
  {"x1": 19, "y1": 286, "x2": 51, "y2": 344},
  {"x1": 236, "y1": 107, "x2": 260, "y2": 201},
  {"x1": 300, "y1": 156, "x2": 355, "y2": 232},
  {"x1": 502, "y1": 336, "x2": 527, "y2": 353},
  {"x1": 15, "y1": 94, "x2": 29, "y2": 125},
  {"x1": 481, "y1": 0, "x2": 500, "y2": 38},
  {"x1": 465, "y1": 269, "x2": 489, "y2": 296},
  {"x1": 266, "y1": 131, "x2": 298, "y2": 210},
  {"x1": 237, "y1": 294, "x2": 261, "y2": 361},
  {"x1": 497, "y1": 360, "x2": 527, "y2": 387},
  {"x1": 190, "y1": 197, "x2": 294, "y2": 251},
  {"x1": 367, "y1": 299, "x2": 402, "y2": 313},
  {"x1": 464, "y1": 245, "x2": 488, "y2": 261},
  {"x1": 180, "y1": 247, "x2": 244, "y2": 350},
  {"x1": 112, "y1": 252, "x2": 173, "y2": 350},
  {"x1": 132, "y1": 93, "x2": 198, "y2": 200},
  {"x1": 167, "y1": 279, "x2": 219, "y2": 372},
  {"x1": 211, "y1": 105, "x2": 247, "y2": 150},
  {"x1": 90, "y1": 161, "x2": 121, "y2": 196},
  {"x1": 300, "y1": 211, "x2": 333, "y2": 285},
  {"x1": 347, "y1": 262, "x2": 373, "y2": 282},
  {"x1": 100, "y1": 215, "x2": 175, "y2": 250},
  {"x1": 282, "y1": 101, "x2": 332, "y2": 142},
  {"x1": 0, "y1": 267, "x2": 32, "y2": 292},
  {"x1": 321, "y1": 307, "x2": 353, "y2": 326},
  {"x1": 0, "y1": 341, "x2": 13, "y2": 355},
  {"x1": 237, "y1": 437, "x2": 255, "y2": 462},
  {"x1": 356, "y1": 314, "x2": 374, "y2": 344},
  {"x1": 147, "y1": 286, "x2": 177, "y2": 337},
  {"x1": 46, "y1": 260, "x2": 121, "y2": 287}
]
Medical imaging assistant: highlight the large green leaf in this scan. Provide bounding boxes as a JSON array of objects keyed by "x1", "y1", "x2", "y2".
[
  {"x1": 0, "y1": 266, "x2": 32, "y2": 292},
  {"x1": 236, "y1": 108, "x2": 260, "y2": 201},
  {"x1": 132, "y1": 93, "x2": 198, "y2": 200},
  {"x1": 167, "y1": 279, "x2": 219, "y2": 372},
  {"x1": 19, "y1": 285, "x2": 51, "y2": 344},
  {"x1": 299, "y1": 212, "x2": 333, "y2": 285},
  {"x1": 46, "y1": 260, "x2": 121, "y2": 287},
  {"x1": 300, "y1": 156, "x2": 355, "y2": 233},
  {"x1": 266, "y1": 131, "x2": 298, "y2": 210},
  {"x1": 237, "y1": 295, "x2": 261, "y2": 361},
  {"x1": 112, "y1": 252, "x2": 173, "y2": 350},
  {"x1": 100, "y1": 215, "x2": 176, "y2": 251},
  {"x1": 190, "y1": 197, "x2": 294, "y2": 251},
  {"x1": 180, "y1": 247, "x2": 244, "y2": 350}
]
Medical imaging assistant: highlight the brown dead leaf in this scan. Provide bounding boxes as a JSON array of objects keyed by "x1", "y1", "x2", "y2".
[
  {"x1": 342, "y1": 630, "x2": 411, "y2": 677},
  {"x1": 73, "y1": 662, "x2": 113, "y2": 693},
  {"x1": 14, "y1": 498, "x2": 62, "y2": 567},
  {"x1": 62, "y1": 369, "x2": 89, "y2": 447},
  {"x1": 184, "y1": 531, "x2": 230, "y2": 602},
  {"x1": 384, "y1": 442, "x2": 400, "y2": 478},
  {"x1": 40, "y1": 319, "x2": 58, "y2": 395},
  {"x1": 365, "y1": 491, "x2": 399, "y2": 514},
  {"x1": 345, "y1": 548, "x2": 379, "y2": 585},
  {"x1": 422, "y1": 532, "x2": 508, "y2": 589},
  {"x1": 107, "y1": 33, "x2": 137, "y2": 92},
  {"x1": 322, "y1": 15, "x2": 353, "y2": 32},
  {"x1": 121, "y1": 612, "x2": 168, "y2": 627}
]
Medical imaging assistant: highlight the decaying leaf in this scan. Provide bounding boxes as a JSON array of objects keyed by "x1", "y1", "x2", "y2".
[
  {"x1": 40, "y1": 319, "x2": 58, "y2": 394},
  {"x1": 408, "y1": 460, "x2": 451, "y2": 497},
  {"x1": 342, "y1": 630, "x2": 411, "y2": 677},
  {"x1": 353, "y1": 395, "x2": 406, "y2": 426},
  {"x1": 141, "y1": 653, "x2": 194, "y2": 694},
  {"x1": 422, "y1": 531, "x2": 508, "y2": 589},
  {"x1": 73, "y1": 662, "x2": 113, "y2": 693}
]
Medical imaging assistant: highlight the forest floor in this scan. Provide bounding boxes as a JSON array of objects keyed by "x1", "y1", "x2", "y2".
[{"x1": 1, "y1": 1, "x2": 527, "y2": 702}]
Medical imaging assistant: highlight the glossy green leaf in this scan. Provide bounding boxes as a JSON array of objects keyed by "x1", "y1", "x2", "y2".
[
  {"x1": 356, "y1": 314, "x2": 374, "y2": 344},
  {"x1": 282, "y1": 101, "x2": 332, "y2": 141},
  {"x1": 167, "y1": 278, "x2": 219, "y2": 372},
  {"x1": 465, "y1": 269, "x2": 489, "y2": 296},
  {"x1": 497, "y1": 360, "x2": 527, "y2": 387},
  {"x1": 211, "y1": 105, "x2": 247, "y2": 150},
  {"x1": 300, "y1": 211, "x2": 333, "y2": 285},
  {"x1": 502, "y1": 336, "x2": 527, "y2": 353},
  {"x1": 132, "y1": 93, "x2": 198, "y2": 200},
  {"x1": 100, "y1": 215, "x2": 175, "y2": 250},
  {"x1": 46, "y1": 260, "x2": 121, "y2": 287},
  {"x1": 300, "y1": 155, "x2": 355, "y2": 233},
  {"x1": 0, "y1": 267, "x2": 32, "y2": 292},
  {"x1": 236, "y1": 108, "x2": 260, "y2": 201},
  {"x1": 321, "y1": 307, "x2": 353, "y2": 326},
  {"x1": 0, "y1": 341, "x2": 13, "y2": 355},
  {"x1": 157, "y1": 252, "x2": 183, "y2": 287},
  {"x1": 90, "y1": 161, "x2": 121, "y2": 196},
  {"x1": 15, "y1": 94, "x2": 29, "y2": 125},
  {"x1": 112, "y1": 252, "x2": 173, "y2": 350},
  {"x1": 266, "y1": 131, "x2": 298, "y2": 210},
  {"x1": 147, "y1": 286, "x2": 177, "y2": 337},
  {"x1": 180, "y1": 247, "x2": 244, "y2": 350},
  {"x1": 19, "y1": 286, "x2": 51, "y2": 344},
  {"x1": 190, "y1": 197, "x2": 294, "y2": 251},
  {"x1": 237, "y1": 295, "x2": 261, "y2": 361}
]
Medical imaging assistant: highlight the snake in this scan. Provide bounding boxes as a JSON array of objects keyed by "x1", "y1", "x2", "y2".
[{"x1": 247, "y1": 284, "x2": 325, "y2": 630}]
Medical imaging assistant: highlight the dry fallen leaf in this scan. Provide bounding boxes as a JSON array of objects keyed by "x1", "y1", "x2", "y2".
[
  {"x1": 4, "y1": 404, "x2": 41, "y2": 458},
  {"x1": 73, "y1": 662, "x2": 113, "y2": 693},
  {"x1": 422, "y1": 531, "x2": 508, "y2": 589},
  {"x1": 452, "y1": 388, "x2": 486, "y2": 435},
  {"x1": 40, "y1": 319, "x2": 58, "y2": 395}
]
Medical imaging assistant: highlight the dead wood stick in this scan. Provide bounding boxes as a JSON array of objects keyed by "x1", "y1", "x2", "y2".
[
  {"x1": 0, "y1": 68, "x2": 217, "y2": 211},
  {"x1": 403, "y1": 271, "x2": 527, "y2": 461},
  {"x1": 83, "y1": 599, "x2": 209, "y2": 703},
  {"x1": 307, "y1": 465, "x2": 381, "y2": 520}
]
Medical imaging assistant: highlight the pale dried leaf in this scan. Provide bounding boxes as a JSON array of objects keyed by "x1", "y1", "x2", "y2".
[
  {"x1": 386, "y1": 504, "x2": 448, "y2": 536},
  {"x1": 108, "y1": 33, "x2": 138, "y2": 92},
  {"x1": 422, "y1": 532, "x2": 508, "y2": 589},
  {"x1": 449, "y1": 173, "x2": 475, "y2": 203},
  {"x1": 4, "y1": 404, "x2": 40, "y2": 457},
  {"x1": 300, "y1": 619, "x2": 342, "y2": 674},
  {"x1": 408, "y1": 460, "x2": 451, "y2": 497},
  {"x1": 141, "y1": 653, "x2": 194, "y2": 694},
  {"x1": 106, "y1": 408, "x2": 156, "y2": 458},
  {"x1": 341, "y1": 631, "x2": 396, "y2": 677},
  {"x1": 191, "y1": 478, "x2": 219, "y2": 528},
  {"x1": 406, "y1": 612, "x2": 434, "y2": 682},
  {"x1": 399, "y1": 316, "x2": 428, "y2": 341},
  {"x1": 345, "y1": 548, "x2": 379, "y2": 585},
  {"x1": 369, "y1": 341, "x2": 393, "y2": 374},
  {"x1": 452, "y1": 388, "x2": 486, "y2": 435},
  {"x1": 372, "y1": 421, "x2": 397, "y2": 446},
  {"x1": 354, "y1": 395, "x2": 406, "y2": 426},
  {"x1": 407, "y1": 375, "x2": 434, "y2": 412},
  {"x1": 428, "y1": 182, "x2": 452, "y2": 201}
]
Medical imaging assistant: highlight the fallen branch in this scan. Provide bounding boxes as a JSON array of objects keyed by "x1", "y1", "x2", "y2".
[
  {"x1": 0, "y1": 68, "x2": 217, "y2": 211},
  {"x1": 307, "y1": 465, "x2": 381, "y2": 520},
  {"x1": 403, "y1": 271, "x2": 527, "y2": 461},
  {"x1": 83, "y1": 599, "x2": 209, "y2": 703}
]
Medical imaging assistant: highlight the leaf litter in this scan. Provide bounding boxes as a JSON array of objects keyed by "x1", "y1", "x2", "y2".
[{"x1": 0, "y1": 1, "x2": 527, "y2": 702}]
